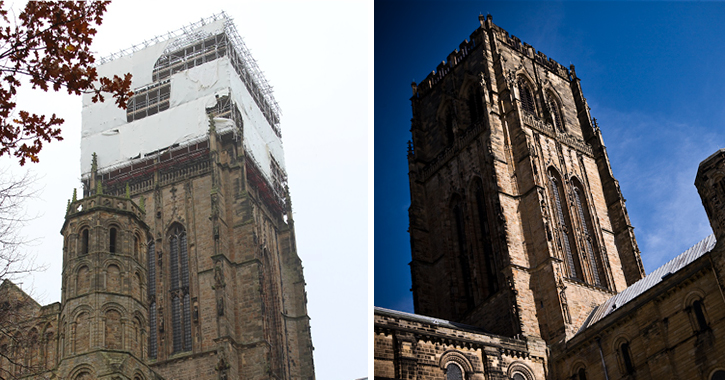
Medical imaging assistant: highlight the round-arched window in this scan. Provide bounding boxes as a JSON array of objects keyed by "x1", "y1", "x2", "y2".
[
  {"x1": 507, "y1": 362, "x2": 535, "y2": 380},
  {"x1": 511, "y1": 373, "x2": 526, "y2": 380},
  {"x1": 446, "y1": 363, "x2": 464, "y2": 380},
  {"x1": 712, "y1": 370, "x2": 725, "y2": 380}
]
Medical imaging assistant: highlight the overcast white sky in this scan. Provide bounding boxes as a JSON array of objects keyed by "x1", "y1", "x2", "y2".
[{"x1": 4, "y1": 2, "x2": 369, "y2": 379}]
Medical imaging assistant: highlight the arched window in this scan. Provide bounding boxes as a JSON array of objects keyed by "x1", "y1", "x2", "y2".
[
  {"x1": 107, "y1": 265, "x2": 121, "y2": 293},
  {"x1": 468, "y1": 86, "x2": 484, "y2": 125},
  {"x1": 81, "y1": 228, "x2": 89, "y2": 255},
  {"x1": 546, "y1": 91, "x2": 564, "y2": 132},
  {"x1": 693, "y1": 299, "x2": 709, "y2": 332},
  {"x1": 446, "y1": 363, "x2": 464, "y2": 380},
  {"x1": 472, "y1": 179, "x2": 497, "y2": 297},
  {"x1": 549, "y1": 170, "x2": 582, "y2": 280},
  {"x1": 105, "y1": 310, "x2": 122, "y2": 350},
  {"x1": 451, "y1": 195, "x2": 473, "y2": 310},
  {"x1": 75, "y1": 312, "x2": 90, "y2": 353},
  {"x1": 712, "y1": 370, "x2": 725, "y2": 380},
  {"x1": 517, "y1": 77, "x2": 536, "y2": 115},
  {"x1": 147, "y1": 240, "x2": 157, "y2": 359},
  {"x1": 132, "y1": 316, "x2": 143, "y2": 358},
  {"x1": 43, "y1": 326, "x2": 55, "y2": 369},
  {"x1": 573, "y1": 184, "x2": 605, "y2": 288},
  {"x1": 620, "y1": 341, "x2": 634, "y2": 374},
  {"x1": 445, "y1": 108, "x2": 455, "y2": 144},
  {"x1": 576, "y1": 368, "x2": 587, "y2": 380},
  {"x1": 27, "y1": 328, "x2": 39, "y2": 369},
  {"x1": 169, "y1": 225, "x2": 192, "y2": 353},
  {"x1": 109, "y1": 227, "x2": 117, "y2": 253},
  {"x1": 77, "y1": 266, "x2": 91, "y2": 294},
  {"x1": 133, "y1": 272, "x2": 142, "y2": 301},
  {"x1": 75, "y1": 372, "x2": 93, "y2": 380},
  {"x1": 133, "y1": 234, "x2": 140, "y2": 261}
]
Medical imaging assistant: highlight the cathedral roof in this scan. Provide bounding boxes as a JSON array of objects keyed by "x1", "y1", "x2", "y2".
[
  {"x1": 577, "y1": 233, "x2": 717, "y2": 333},
  {"x1": 374, "y1": 306, "x2": 489, "y2": 334}
]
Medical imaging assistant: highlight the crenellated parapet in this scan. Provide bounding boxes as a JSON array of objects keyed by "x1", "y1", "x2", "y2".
[
  {"x1": 415, "y1": 35, "x2": 481, "y2": 96},
  {"x1": 413, "y1": 15, "x2": 570, "y2": 98},
  {"x1": 487, "y1": 19, "x2": 569, "y2": 78}
]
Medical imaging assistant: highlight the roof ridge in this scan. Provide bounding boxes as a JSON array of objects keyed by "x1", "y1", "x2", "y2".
[{"x1": 576, "y1": 233, "x2": 716, "y2": 335}]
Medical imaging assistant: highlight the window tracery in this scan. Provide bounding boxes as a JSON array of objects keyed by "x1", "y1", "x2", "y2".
[
  {"x1": 451, "y1": 195, "x2": 474, "y2": 310},
  {"x1": 517, "y1": 77, "x2": 536, "y2": 115},
  {"x1": 573, "y1": 184, "x2": 606, "y2": 288},
  {"x1": 546, "y1": 91, "x2": 564, "y2": 132},
  {"x1": 147, "y1": 240, "x2": 157, "y2": 359},
  {"x1": 169, "y1": 225, "x2": 192, "y2": 353},
  {"x1": 549, "y1": 170, "x2": 582, "y2": 280}
]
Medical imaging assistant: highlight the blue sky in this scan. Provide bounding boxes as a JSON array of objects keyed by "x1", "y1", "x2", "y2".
[{"x1": 374, "y1": 1, "x2": 725, "y2": 313}]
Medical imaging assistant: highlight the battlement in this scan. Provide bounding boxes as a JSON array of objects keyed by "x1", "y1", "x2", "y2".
[
  {"x1": 66, "y1": 194, "x2": 146, "y2": 222},
  {"x1": 413, "y1": 15, "x2": 570, "y2": 97},
  {"x1": 415, "y1": 31, "x2": 482, "y2": 96},
  {"x1": 489, "y1": 19, "x2": 569, "y2": 78}
]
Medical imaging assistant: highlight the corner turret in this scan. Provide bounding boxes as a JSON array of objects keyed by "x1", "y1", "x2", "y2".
[{"x1": 695, "y1": 148, "x2": 725, "y2": 241}]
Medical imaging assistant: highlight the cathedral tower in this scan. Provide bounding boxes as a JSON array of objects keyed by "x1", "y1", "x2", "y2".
[
  {"x1": 696, "y1": 148, "x2": 725, "y2": 242},
  {"x1": 73, "y1": 13, "x2": 314, "y2": 380},
  {"x1": 408, "y1": 15, "x2": 644, "y2": 343},
  {"x1": 58, "y1": 192, "x2": 156, "y2": 380}
]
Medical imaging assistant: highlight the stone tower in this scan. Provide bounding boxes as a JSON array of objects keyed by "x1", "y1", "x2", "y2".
[
  {"x1": 58, "y1": 192, "x2": 157, "y2": 380},
  {"x1": 696, "y1": 148, "x2": 725, "y2": 242},
  {"x1": 407, "y1": 15, "x2": 644, "y2": 344},
  {"x1": 71, "y1": 13, "x2": 314, "y2": 380}
]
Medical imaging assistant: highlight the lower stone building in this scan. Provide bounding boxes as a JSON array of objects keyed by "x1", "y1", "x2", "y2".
[{"x1": 375, "y1": 308, "x2": 548, "y2": 380}]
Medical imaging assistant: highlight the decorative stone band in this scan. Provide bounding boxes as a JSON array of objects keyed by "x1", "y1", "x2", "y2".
[
  {"x1": 522, "y1": 112, "x2": 593, "y2": 156},
  {"x1": 66, "y1": 194, "x2": 146, "y2": 221},
  {"x1": 415, "y1": 121, "x2": 486, "y2": 182}
]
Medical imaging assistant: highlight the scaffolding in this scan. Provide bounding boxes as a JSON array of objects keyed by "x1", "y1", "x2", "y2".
[{"x1": 99, "y1": 12, "x2": 281, "y2": 130}]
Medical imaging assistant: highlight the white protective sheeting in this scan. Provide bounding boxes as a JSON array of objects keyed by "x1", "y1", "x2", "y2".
[{"x1": 81, "y1": 19, "x2": 285, "y2": 184}]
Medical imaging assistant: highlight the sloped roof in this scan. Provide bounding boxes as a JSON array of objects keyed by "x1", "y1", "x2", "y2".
[
  {"x1": 374, "y1": 306, "x2": 489, "y2": 334},
  {"x1": 577, "y1": 234, "x2": 717, "y2": 334}
]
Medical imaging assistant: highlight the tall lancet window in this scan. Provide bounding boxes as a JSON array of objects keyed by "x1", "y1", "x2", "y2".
[
  {"x1": 549, "y1": 170, "x2": 582, "y2": 280},
  {"x1": 473, "y1": 179, "x2": 498, "y2": 297},
  {"x1": 451, "y1": 195, "x2": 473, "y2": 310},
  {"x1": 517, "y1": 77, "x2": 536, "y2": 115},
  {"x1": 573, "y1": 183, "x2": 606, "y2": 288},
  {"x1": 169, "y1": 225, "x2": 192, "y2": 353},
  {"x1": 445, "y1": 107, "x2": 455, "y2": 145},
  {"x1": 546, "y1": 91, "x2": 564, "y2": 132},
  {"x1": 468, "y1": 86, "x2": 484, "y2": 125},
  {"x1": 147, "y1": 240, "x2": 157, "y2": 359}
]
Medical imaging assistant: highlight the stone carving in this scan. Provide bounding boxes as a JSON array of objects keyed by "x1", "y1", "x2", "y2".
[
  {"x1": 158, "y1": 308, "x2": 164, "y2": 332},
  {"x1": 213, "y1": 261, "x2": 225, "y2": 289},
  {"x1": 215, "y1": 350, "x2": 230, "y2": 380},
  {"x1": 217, "y1": 295, "x2": 224, "y2": 316}
]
